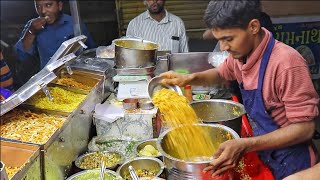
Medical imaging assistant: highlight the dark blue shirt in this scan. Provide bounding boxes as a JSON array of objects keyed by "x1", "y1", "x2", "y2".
[
  {"x1": 15, "y1": 13, "x2": 96, "y2": 69},
  {"x1": 0, "y1": 59, "x2": 14, "y2": 91}
]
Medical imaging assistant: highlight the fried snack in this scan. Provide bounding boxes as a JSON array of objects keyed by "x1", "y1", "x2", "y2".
[
  {"x1": 28, "y1": 87, "x2": 86, "y2": 112},
  {"x1": 1, "y1": 109, "x2": 65, "y2": 144},
  {"x1": 79, "y1": 152, "x2": 122, "y2": 169},
  {"x1": 5, "y1": 166, "x2": 20, "y2": 179},
  {"x1": 152, "y1": 88, "x2": 217, "y2": 161},
  {"x1": 124, "y1": 168, "x2": 158, "y2": 180},
  {"x1": 56, "y1": 78, "x2": 91, "y2": 90}
]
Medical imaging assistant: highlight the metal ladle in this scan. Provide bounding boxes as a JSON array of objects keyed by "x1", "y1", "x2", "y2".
[
  {"x1": 99, "y1": 159, "x2": 105, "y2": 180},
  {"x1": 128, "y1": 165, "x2": 140, "y2": 180}
]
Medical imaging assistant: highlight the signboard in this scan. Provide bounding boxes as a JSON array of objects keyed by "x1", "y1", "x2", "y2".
[{"x1": 273, "y1": 21, "x2": 320, "y2": 79}]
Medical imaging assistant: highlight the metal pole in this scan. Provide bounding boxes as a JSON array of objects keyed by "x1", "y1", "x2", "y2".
[{"x1": 69, "y1": 0, "x2": 82, "y2": 37}]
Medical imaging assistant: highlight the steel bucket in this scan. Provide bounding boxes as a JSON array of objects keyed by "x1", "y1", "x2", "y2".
[
  {"x1": 113, "y1": 38, "x2": 159, "y2": 69},
  {"x1": 190, "y1": 99, "x2": 246, "y2": 135},
  {"x1": 156, "y1": 124, "x2": 239, "y2": 180}
]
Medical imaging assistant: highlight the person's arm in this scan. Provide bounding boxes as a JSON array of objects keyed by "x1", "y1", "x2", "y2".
[
  {"x1": 204, "y1": 121, "x2": 315, "y2": 177},
  {"x1": 179, "y1": 20, "x2": 189, "y2": 53},
  {"x1": 283, "y1": 162, "x2": 320, "y2": 180},
  {"x1": 15, "y1": 17, "x2": 46, "y2": 61},
  {"x1": 126, "y1": 19, "x2": 136, "y2": 37},
  {"x1": 160, "y1": 68, "x2": 224, "y2": 87},
  {"x1": 22, "y1": 17, "x2": 47, "y2": 50}
]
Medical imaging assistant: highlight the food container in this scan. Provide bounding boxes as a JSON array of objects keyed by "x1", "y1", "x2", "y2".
[
  {"x1": 190, "y1": 99, "x2": 246, "y2": 135},
  {"x1": 1, "y1": 140, "x2": 41, "y2": 180},
  {"x1": 138, "y1": 99, "x2": 154, "y2": 110},
  {"x1": 66, "y1": 169, "x2": 123, "y2": 180},
  {"x1": 113, "y1": 38, "x2": 159, "y2": 69},
  {"x1": 123, "y1": 99, "x2": 138, "y2": 110},
  {"x1": 134, "y1": 139, "x2": 161, "y2": 159},
  {"x1": 116, "y1": 157, "x2": 164, "y2": 180},
  {"x1": 156, "y1": 124, "x2": 239, "y2": 180},
  {"x1": 75, "y1": 151, "x2": 124, "y2": 170},
  {"x1": 147, "y1": 76, "x2": 182, "y2": 99}
]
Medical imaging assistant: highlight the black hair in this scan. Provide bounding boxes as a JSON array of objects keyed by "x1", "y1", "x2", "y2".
[
  {"x1": 204, "y1": 0, "x2": 262, "y2": 29},
  {"x1": 260, "y1": 11, "x2": 274, "y2": 34}
]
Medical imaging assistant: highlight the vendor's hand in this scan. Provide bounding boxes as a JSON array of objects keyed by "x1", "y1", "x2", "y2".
[
  {"x1": 159, "y1": 71, "x2": 191, "y2": 87},
  {"x1": 0, "y1": 95, "x2": 5, "y2": 102},
  {"x1": 203, "y1": 139, "x2": 248, "y2": 177},
  {"x1": 29, "y1": 17, "x2": 47, "y2": 34}
]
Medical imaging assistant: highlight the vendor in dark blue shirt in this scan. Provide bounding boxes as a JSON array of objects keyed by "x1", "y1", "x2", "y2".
[{"x1": 15, "y1": 0, "x2": 96, "y2": 69}]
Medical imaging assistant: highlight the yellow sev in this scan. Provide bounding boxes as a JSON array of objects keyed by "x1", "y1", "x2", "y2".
[
  {"x1": 152, "y1": 89, "x2": 217, "y2": 161},
  {"x1": 28, "y1": 87, "x2": 86, "y2": 112},
  {"x1": 1, "y1": 109, "x2": 65, "y2": 144},
  {"x1": 5, "y1": 166, "x2": 20, "y2": 179}
]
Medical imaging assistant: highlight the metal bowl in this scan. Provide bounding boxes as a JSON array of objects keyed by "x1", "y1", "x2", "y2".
[
  {"x1": 113, "y1": 38, "x2": 159, "y2": 69},
  {"x1": 66, "y1": 169, "x2": 123, "y2": 180},
  {"x1": 134, "y1": 138, "x2": 161, "y2": 158},
  {"x1": 116, "y1": 157, "x2": 164, "y2": 179},
  {"x1": 113, "y1": 39, "x2": 159, "y2": 50},
  {"x1": 156, "y1": 124, "x2": 239, "y2": 179},
  {"x1": 75, "y1": 151, "x2": 124, "y2": 170},
  {"x1": 190, "y1": 99, "x2": 246, "y2": 135},
  {"x1": 148, "y1": 76, "x2": 182, "y2": 99}
]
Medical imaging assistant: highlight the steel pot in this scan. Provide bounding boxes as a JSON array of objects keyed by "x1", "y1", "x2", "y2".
[
  {"x1": 190, "y1": 99, "x2": 246, "y2": 135},
  {"x1": 116, "y1": 157, "x2": 164, "y2": 179},
  {"x1": 156, "y1": 124, "x2": 239, "y2": 180},
  {"x1": 113, "y1": 38, "x2": 159, "y2": 69}
]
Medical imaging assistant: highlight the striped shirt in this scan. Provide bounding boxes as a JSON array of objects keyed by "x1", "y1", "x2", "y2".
[
  {"x1": 126, "y1": 9, "x2": 188, "y2": 53},
  {"x1": 0, "y1": 59, "x2": 14, "y2": 91}
]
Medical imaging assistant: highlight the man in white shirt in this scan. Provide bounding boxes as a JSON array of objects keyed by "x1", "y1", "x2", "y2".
[{"x1": 126, "y1": 0, "x2": 189, "y2": 53}]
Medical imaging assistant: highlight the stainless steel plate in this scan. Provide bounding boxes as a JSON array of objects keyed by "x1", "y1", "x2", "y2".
[{"x1": 147, "y1": 76, "x2": 182, "y2": 99}]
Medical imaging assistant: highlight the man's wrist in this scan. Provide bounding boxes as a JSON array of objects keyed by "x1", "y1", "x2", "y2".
[
  {"x1": 187, "y1": 73, "x2": 196, "y2": 83},
  {"x1": 239, "y1": 137, "x2": 256, "y2": 153}
]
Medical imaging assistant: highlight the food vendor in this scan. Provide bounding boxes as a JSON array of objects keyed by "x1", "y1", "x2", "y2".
[
  {"x1": 15, "y1": 0, "x2": 96, "y2": 70},
  {"x1": 160, "y1": 0, "x2": 319, "y2": 179}
]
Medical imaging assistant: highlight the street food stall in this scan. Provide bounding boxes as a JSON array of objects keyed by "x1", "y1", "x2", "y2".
[{"x1": 1, "y1": 35, "x2": 274, "y2": 180}]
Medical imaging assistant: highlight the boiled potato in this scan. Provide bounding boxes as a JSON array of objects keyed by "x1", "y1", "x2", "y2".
[{"x1": 139, "y1": 145, "x2": 161, "y2": 156}]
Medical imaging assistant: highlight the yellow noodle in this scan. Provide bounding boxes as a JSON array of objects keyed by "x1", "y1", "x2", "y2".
[
  {"x1": 28, "y1": 87, "x2": 86, "y2": 112},
  {"x1": 152, "y1": 89, "x2": 217, "y2": 161}
]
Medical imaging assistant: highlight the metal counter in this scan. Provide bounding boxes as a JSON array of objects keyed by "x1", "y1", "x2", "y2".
[
  {"x1": 1, "y1": 68, "x2": 113, "y2": 179},
  {"x1": 39, "y1": 69, "x2": 112, "y2": 179},
  {"x1": 0, "y1": 140, "x2": 41, "y2": 180}
]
